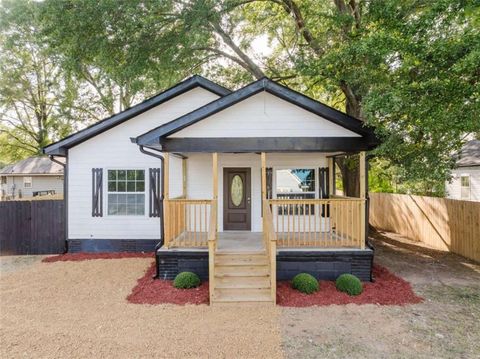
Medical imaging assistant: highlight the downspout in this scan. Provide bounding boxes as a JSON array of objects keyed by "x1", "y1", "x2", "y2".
[
  {"x1": 49, "y1": 154, "x2": 68, "y2": 253},
  {"x1": 139, "y1": 146, "x2": 165, "y2": 279},
  {"x1": 365, "y1": 153, "x2": 375, "y2": 282}
]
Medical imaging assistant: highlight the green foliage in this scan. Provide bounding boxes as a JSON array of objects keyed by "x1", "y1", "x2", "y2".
[
  {"x1": 336, "y1": 274, "x2": 363, "y2": 296},
  {"x1": 173, "y1": 272, "x2": 201, "y2": 289},
  {"x1": 0, "y1": 0, "x2": 478, "y2": 192},
  {"x1": 292, "y1": 273, "x2": 319, "y2": 294}
]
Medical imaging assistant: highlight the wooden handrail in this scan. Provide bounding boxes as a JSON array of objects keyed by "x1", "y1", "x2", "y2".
[
  {"x1": 208, "y1": 200, "x2": 217, "y2": 304},
  {"x1": 266, "y1": 198, "x2": 365, "y2": 248},
  {"x1": 262, "y1": 201, "x2": 277, "y2": 303}
]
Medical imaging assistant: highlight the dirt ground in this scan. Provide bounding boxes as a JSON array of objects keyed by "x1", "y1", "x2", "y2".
[
  {"x1": 1, "y1": 231, "x2": 479, "y2": 358},
  {"x1": 0, "y1": 258, "x2": 282, "y2": 358},
  {"x1": 281, "y1": 231, "x2": 480, "y2": 359}
]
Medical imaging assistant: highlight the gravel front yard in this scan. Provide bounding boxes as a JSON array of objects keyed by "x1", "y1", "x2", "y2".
[
  {"x1": 0, "y1": 258, "x2": 282, "y2": 358},
  {"x1": 1, "y1": 231, "x2": 479, "y2": 358}
]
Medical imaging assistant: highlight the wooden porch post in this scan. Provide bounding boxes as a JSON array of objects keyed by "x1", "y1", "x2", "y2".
[
  {"x1": 261, "y1": 152, "x2": 266, "y2": 201},
  {"x1": 163, "y1": 153, "x2": 170, "y2": 247},
  {"x1": 328, "y1": 157, "x2": 334, "y2": 197},
  {"x1": 359, "y1": 151, "x2": 366, "y2": 249},
  {"x1": 212, "y1": 152, "x2": 218, "y2": 228}
]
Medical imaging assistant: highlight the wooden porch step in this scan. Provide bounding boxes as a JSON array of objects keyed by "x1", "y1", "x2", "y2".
[
  {"x1": 214, "y1": 275, "x2": 270, "y2": 289},
  {"x1": 215, "y1": 265, "x2": 270, "y2": 277},
  {"x1": 213, "y1": 288, "x2": 272, "y2": 303},
  {"x1": 215, "y1": 255, "x2": 268, "y2": 266}
]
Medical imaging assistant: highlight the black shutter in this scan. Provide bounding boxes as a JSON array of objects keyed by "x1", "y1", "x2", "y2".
[
  {"x1": 319, "y1": 167, "x2": 330, "y2": 218},
  {"x1": 319, "y1": 167, "x2": 329, "y2": 199},
  {"x1": 92, "y1": 168, "x2": 103, "y2": 217},
  {"x1": 149, "y1": 168, "x2": 162, "y2": 217}
]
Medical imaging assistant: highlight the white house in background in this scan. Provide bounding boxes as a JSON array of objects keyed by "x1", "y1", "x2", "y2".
[
  {"x1": 446, "y1": 140, "x2": 480, "y2": 202},
  {"x1": 0, "y1": 156, "x2": 64, "y2": 200},
  {"x1": 44, "y1": 75, "x2": 379, "y2": 305}
]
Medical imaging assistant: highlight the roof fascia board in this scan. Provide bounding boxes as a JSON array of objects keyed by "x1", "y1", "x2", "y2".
[{"x1": 43, "y1": 76, "x2": 230, "y2": 156}]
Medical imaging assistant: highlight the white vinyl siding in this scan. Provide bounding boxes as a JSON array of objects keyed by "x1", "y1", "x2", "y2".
[
  {"x1": 446, "y1": 167, "x2": 480, "y2": 202},
  {"x1": 67, "y1": 87, "x2": 220, "y2": 240},
  {"x1": 170, "y1": 92, "x2": 361, "y2": 138},
  {"x1": 0, "y1": 175, "x2": 63, "y2": 199}
]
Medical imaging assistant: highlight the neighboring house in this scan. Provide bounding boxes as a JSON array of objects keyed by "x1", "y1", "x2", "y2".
[
  {"x1": 0, "y1": 156, "x2": 64, "y2": 200},
  {"x1": 44, "y1": 76, "x2": 378, "y2": 304},
  {"x1": 446, "y1": 140, "x2": 480, "y2": 202}
]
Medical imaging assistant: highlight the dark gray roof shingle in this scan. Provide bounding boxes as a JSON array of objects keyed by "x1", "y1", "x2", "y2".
[
  {"x1": 456, "y1": 140, "x2": 480, "y2": 167},
  {"x1": 0, "y1": 156, "x2": 64, "y2": 175}
]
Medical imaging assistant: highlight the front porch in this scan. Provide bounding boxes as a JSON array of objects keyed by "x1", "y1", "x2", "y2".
[{"x1": 154, "y1": 150, "x2": 370, "y2": 305}]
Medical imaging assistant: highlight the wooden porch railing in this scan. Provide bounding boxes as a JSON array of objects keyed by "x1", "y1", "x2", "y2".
[
  {"x1": 262, "y1": 201, "x2": 277, "y2": 304},
  {"x1": 164, "y1": 199, "x2": 214, "y2": 248},
  {"x1": 208, "y1": 201, "x2": 217, "y2": 303},
  {"x1": 267, "y1": 198, "x2": 365, "y2": 248}
]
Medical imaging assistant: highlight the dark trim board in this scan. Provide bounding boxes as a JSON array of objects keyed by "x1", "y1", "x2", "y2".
[
  {"x1": 152, "y1": 137, "x2": 375, "y2": 153},
  {"x1": 67, "y1": 239, "x2": 159, "y2": 253},
  {"x1": 43, "y1": 76, "x2": 231, "y2": 156}
]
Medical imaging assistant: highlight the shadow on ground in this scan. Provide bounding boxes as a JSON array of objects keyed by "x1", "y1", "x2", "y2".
[{"x1": 281, "y1": 230, "x2": 480, "y2": 359}]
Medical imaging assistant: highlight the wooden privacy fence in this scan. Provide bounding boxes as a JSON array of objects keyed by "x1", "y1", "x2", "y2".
[
  {"x1": 370, "y1": 193, "x2": 480, "y2": 262},
  {"x1": 0, "y1": 200, "x2": 65, "y2": 255}
]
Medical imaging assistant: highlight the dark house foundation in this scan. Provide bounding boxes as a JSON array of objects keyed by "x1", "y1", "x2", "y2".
[
  {"x1": 156, "y1": 248, "x2": 373, "y2": 282},
  {"x1": 67, "y1": 239, "x2": 159, "y2": 253}
]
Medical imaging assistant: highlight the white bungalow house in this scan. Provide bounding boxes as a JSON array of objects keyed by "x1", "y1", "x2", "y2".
[
  {"x1": 446, "y1": 140, "x2": 480, "y2": 201},
  {"x1": 44, "y1": 76, "x2": 378, "y2": 304},
  {"x1": 0, "y1": 156, "x2": 64, "y2": 200}
]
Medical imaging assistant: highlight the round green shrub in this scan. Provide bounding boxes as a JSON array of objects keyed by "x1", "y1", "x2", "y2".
[
  {"x1": 173, "y1": 272, "x2": 201, "y2": 289},
  {"x1": 335, "y1": 274, "x2": 363, "y2": 296},
  {"x1": 292, "y1": 273, "x2": 319, "y2": 294}
]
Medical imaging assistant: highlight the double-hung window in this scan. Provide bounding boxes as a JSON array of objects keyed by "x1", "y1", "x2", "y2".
[
  {"x1": 276, "y1": 168, "x2": 316, "y2": 215},
  {"x1": 107, "y1": 169, "x2": 145, "y2": 216},
  {"x1": 460, "y1": 175, "x2": 470, "y2": 200},
  {"x1": 23, "y1": 176, "x2": 32, "y2": 188}
]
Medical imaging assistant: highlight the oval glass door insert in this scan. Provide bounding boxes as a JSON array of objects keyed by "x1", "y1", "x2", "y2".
[{"x1": 231, "y1": 175, "x2": 243, "y2": 206}]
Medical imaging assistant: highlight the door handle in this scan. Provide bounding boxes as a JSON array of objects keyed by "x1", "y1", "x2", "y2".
[{"x1": 247, "y1": 197, "x2": 251, "y2": 203}]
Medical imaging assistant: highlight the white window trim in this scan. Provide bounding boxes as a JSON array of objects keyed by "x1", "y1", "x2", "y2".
[
  {"x1": 104, "y1": 168, "x2": 148, "y2": 218},
  {"x1": 23, "y1": 176, "x2": 32, "y2": 188}
]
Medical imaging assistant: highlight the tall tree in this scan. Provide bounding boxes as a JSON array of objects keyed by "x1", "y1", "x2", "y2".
[{"x1": 0, "y1": 0, "x2": 93, "y2": 161}]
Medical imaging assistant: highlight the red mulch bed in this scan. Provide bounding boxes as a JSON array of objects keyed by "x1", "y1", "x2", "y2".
[
  {"x1": 127, "y1": 263, "x2": 209, "y2": 305},
  {"x1": 42, "y1": 252, "x2": 154, "y2": 262},
  {"x1": 277, "y1": 265, "x2": 423, "y2": 307}
]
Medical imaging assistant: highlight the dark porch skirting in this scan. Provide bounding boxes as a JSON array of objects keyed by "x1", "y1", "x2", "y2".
[
  {"x1": 276, "y1": 249, "x2": 373, "y2": 282},
  {"x1": 67, "y1": 239, "x2": 159, "y2": 253},
  {"x1": 156, "y1": 248, "x2": 373, "y2": 282},
  {"x1": 156, "y1": 250, "x2": 209, "y2": 280}
]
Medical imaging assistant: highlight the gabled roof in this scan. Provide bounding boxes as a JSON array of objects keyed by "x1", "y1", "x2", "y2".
[
  {"x1": 134, "y1": 77, "x2": 378, "y2": 147},
  {"x1": 43, "y1": 75, "x2": 231, "y2": 156},
  {"x1": 0, "y1": 156, "x2": 64, "y2": 175},
  {"x1": 455, "y1": 140, "x2": 480, "y2": 167}
]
